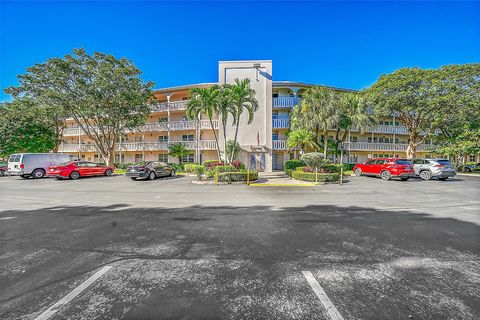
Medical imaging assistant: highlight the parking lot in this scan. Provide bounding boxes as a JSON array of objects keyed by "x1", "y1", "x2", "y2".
[{"x1": 1, "y1": 174, "x2": 479, "y2": 320}]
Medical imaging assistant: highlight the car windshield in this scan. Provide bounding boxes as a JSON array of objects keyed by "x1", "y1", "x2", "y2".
[{"x1": 395, "y1": 159, "x2": 412, "y2": 165}]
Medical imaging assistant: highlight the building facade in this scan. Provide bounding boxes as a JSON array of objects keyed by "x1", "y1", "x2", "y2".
[{"x1": 58, "y1": 60, "x2": 441, "y2": 171}]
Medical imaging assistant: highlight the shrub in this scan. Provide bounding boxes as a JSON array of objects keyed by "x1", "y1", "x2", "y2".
[
  {"x1": 343, "y1": 163, "x2": 356, "y2": 171},
  {"x1": 285, "y1": 169, "x2": 293, "y2": 177},
  {"x1": 192, "y1": 165, "x2": 205, "y2": 180},
  {"x1": 184, "y1": 163, "x2": 202, "y2": 173},
  {"x1": 285, "y1": 159, "x2": 305, "y2": 170},
  {"x1": 321, "y1": 164, "x2": 343, "y2": 173},
  {"x1": 203, "y1": 160, "x2": 224, "y2": 169},
  {"x1": 301, "y1": 152, "x2": 331, "y2": 170},
  {"x1": 230, "y1": 160, "x2": 244, "y2": 170},
  {"x1": 218, "y1": 170, "x2": 258, "y2": 183},
  {"x1": 291, "y1": 171, "x2": 340, "y2": 183},
  {"x1": 168, "y1": 163, "x2": 184, "y2": 173},
  {"x1": 214, "y1": 165, "x2": 237, "y2": 173}
]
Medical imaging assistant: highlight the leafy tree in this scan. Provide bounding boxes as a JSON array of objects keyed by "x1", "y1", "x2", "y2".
[
  {"x1": 5, "y1": 48, "x2": 154, "y2": 166},
  {"x1": 286, "y1": 129, "x2": 318, "y2": 156},
  {"x1": 216, "y1": 85, "x2": 234, "y2": 163},
  {"x1": 226, "y1": 140, "x2": 240, "y2": 161},
  {"x1": 168, "y1": 143, "x2": 191, "y2": 164},
  {"x1": 0, "y1": 100, "x2": 57, "y2": 157},
  {"x1": 290, "y1": 87, "x2": 338, "y2": 158},
  {"x1": 229, "y1": 79, "x2": 259, "y2": 162},
  {"x1": 365, "y1": 64, "x2": 480, "y2": 159},
  {"x1": 187, "y1": 85, "x2": 221, "y2": 160}
]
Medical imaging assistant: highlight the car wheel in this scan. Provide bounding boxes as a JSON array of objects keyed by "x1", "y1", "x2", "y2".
[
  {"x1": 56, "y1": 177, "x2": 63, "y2": 180},
  {"x1": 354, "y1": 168, "x2": 362, "y2": 176},
  {"x1": 464, "y1": 167, "x2": 471, "y2": 172},
  {"x1": 105, "y1": 169, "x2": 113, "y2": 176},
  {"x1": 0, "y1": 170, "x2": 5, "y2": 177},
  {"x1": 419, "y1": 170, "x2": 432, "y2": 180},
  {"x1": 32, "y1": 169, "x2": 45, "y2": 179},
  {"x1": 148, "y1": 171, "x2": 156, "y2": 180},
  {"x1": 170, "y1": 169, "x2": 176, "y2": 177},
  {"x1": 438, "y1": 177, "x2": 448, "y2": 181},
  {"x1": 400, "y1": 177, "x2": 409, "y2": 181},
  {"x1": 380, "y1": 170, "x2": 391, "y2": 181},
  {"x1": 70, "y1": 171, "x2": 80, "y2": 180}
]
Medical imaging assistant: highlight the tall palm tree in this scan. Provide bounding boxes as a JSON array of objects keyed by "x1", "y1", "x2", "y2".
[
  {"x1": 187, "y1": 85, "x2": 221, "y2": 160},
  {"x1": 216, "y1": 85, "x2": 234, "y2": 163},
  {"x1": 229, "y1": 79, "x2": 258, "y2": 162},
  {"x1": 291, "y1": 87, "x2": 338, "y2": 158},
  {"x1": 286, "y1": 129, "x2": 318, "y2": 157},
  {"x1": 168, "y1": 143, "x2": 190, "y2": 164}
]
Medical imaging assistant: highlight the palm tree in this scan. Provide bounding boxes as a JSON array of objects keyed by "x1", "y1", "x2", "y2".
[
  {"x1": 168, "y1": 143, "x2": 190, "y2": 164},
  {"x1": 229, "y1": 79, "x2": 259, "y2": 163},
  {"x1": 187, "y1": 85, "x2": 221, "y2": 160},
  {"x1": 291, "y1": 87, "x2": 338, "y2": 158},
  {"x1": 216, "y1": 85, "x2": 234, "y2": 163},
  {"x1": 286, "y1": 129, "x2": 318, "y2": 157}
]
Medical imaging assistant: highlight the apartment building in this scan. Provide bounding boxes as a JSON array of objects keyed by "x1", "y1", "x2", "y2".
[{"x1": 58, "y1": 60, "x2": 440, "y2": 171}]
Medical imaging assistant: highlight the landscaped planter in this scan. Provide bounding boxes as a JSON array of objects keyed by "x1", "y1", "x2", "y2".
[{"x1": 291, "y1": 171, "x2": 341, "y2": 183}]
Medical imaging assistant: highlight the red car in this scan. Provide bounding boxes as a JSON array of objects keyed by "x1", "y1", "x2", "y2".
[
  {"x1": 47, "y1": 161, "x2": 114, "y2": 180},
  {"x1": 353, "y1": 157, "x2": 415, "y2": 181}
]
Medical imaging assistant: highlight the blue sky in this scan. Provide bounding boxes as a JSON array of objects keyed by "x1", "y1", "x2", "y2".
[{"x1": 1, "y1": 1, "x2": 479, "y2": 101}]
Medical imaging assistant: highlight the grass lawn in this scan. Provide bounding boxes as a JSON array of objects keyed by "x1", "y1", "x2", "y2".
[{"x1": 114, "y1": 169, "x2": 126, "y2": 174}]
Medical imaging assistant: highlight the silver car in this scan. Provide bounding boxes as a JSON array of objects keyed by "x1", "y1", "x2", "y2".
[{"x1": 412, "y1": 158, "x2": 456, "y2": 180}]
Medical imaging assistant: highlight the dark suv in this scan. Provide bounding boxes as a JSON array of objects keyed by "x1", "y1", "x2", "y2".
[{"x1": 126, "y1": 161, "x2": 176, "y2": 180}]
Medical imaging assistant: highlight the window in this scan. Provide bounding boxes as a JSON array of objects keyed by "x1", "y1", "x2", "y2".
[
  {"x1": 115, "y1": 154, "x2": 125, "y2": 163},
  {"x1": 182, "y1": 134, "x2": 194, "y2": 142},
  {"x1": 94, "y1": 155, "x2": 100, "y2": 162},
  {"x1": 395, "y1": 159, "x2": 412, "y2": 165},
  {"x1": 159, "y1": 117, "x2": 168, "y2": 123},
  {"x1": 134, "y1": 136, "x2": 144, "y2": 142},
  {"x1": 159, "y1": 135, "x2": 168, "y2": 142},
  {"x1": 272, "y1": 93, "x2": 279, "y2": 98},
  {"x1": 366, "y1": 160, "x2": 376, "y2": 165},
  {"x1": 182, "y1": 116, "x2": 188, "y2": 121},
  {"x1": 182, "y1": 154, "x2": 194, "y2": 163},
  {"x1": 272, "y1": 111, "x2": 279, "y2": 119},
  {"x1": 470, "y1": 155, "x2": 477, "y2": 162},
  {"x1": 375, "y1": 159, "x2": 387, "y2": 165},
  {"x1": 272, "y1": 134, "x2": 279, "y2": 141},
  {"x1": 158, "y1": 154, "x2": 168, "y2": 162},
  {"x1": 350, "y1": 136, "x2": 358, "y2": 142},
  {"x1": 395, "y1": 121, "x2": 399, "y2": 126},
  {"x1": 135, "y1": 154, "x2": 143, "y2": 162}
]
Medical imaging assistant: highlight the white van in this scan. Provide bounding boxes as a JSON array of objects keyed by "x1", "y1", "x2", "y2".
[{"x1": 8, "y1": 153, "x2": 78, "y2": 179}]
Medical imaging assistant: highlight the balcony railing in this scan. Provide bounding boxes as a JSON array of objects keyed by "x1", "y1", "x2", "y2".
[
  {"x1": 272, "y1": 119, "x2": 289, "y2": 129},
  {"x1": 272, "y1": 97, "x2": 300, "y2": 108},
  {"x1": 150, "y1": 100, "x2": 189, "y2": 112},
  {"x1": 58, "y1": 140, "x2": 217, "y2": 153},
  {"x1": 350, "y1": 125, "x2": 408, "y2": 135},
  {"x1": 342, "y1": 142, "x2": 436, "y2": 152},
  {"x1": 62, "y1": 120, "x2": 219, "y2": 136},
  {"x1": 272, "y1": 140, "x2": 287, "y2": 150}
]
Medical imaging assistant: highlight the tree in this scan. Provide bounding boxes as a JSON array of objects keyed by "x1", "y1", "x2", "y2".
[
  {"x1": 286, "y1": 129, "x2": 318, "y2": 156},
  {"x1": 4, "y1": 48, "x2": 154, "y2": 166},
  {"x1": 226, "y1": 140, "x2": 241, "y2": 161},
  {"x1": 290, "y1": 87, "x2": 338, "y2": 158},
  {"x1": 216, "y1": 85, "x2": 234, "y2": 163},
  {"x1": 168, "y1": 143, "x2": 190, "y2": 164},
  {"x1": 365, "y1": 64, "x2": 480, "y2": 159},
  {"x1": 187, "y1": 85, "x2": 222, "y2": 160},
  {"x1": 0, "y1": 100, "x2": 57, "y2": 157},
  {"x1": 300, "y1": 152, "x2": 331, "y2": 183},
  {"x1": 229, "y1": 79, "x2": 259, "y2": 162}
]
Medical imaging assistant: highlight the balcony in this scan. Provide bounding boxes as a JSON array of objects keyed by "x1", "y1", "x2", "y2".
[
  {"x1": 272, "y1": 140, "x2": 287, "y2": 150},
  {"x1": 58, "y1": 140, "x2": 217, "y2": 153},
  {"x1": 342, "y1": 142, "x2": 436, "y2": 152},
  {"x1": 150, "y1": 100, "x2": 189, "y2": 112},
  {"x1": 272, "y1": 97, "x2": 300, "y2": 108},
  {"x1": 350, "y1": 125, "x2": 408, "y2": 135},
  {"x1": 272, "y1": 119, "x2": 289, "y2": 129}
]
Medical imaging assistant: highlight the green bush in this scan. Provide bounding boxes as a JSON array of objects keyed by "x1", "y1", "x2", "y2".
[
  {"x1": 214, "y1": 165, "x2": 237, "y2": 173},
  {"x1": 168, "y1": 163, "x2": 184, "y2": 173},
  {"x1": 218, "y1": 170, "x2": 259, "y2": 183},
  {"x1": 184, "y1": 163, "x2": 202, "y2": 173},
  {"x1": 291, "y1": 171, "x2": 340, "y2": 183},
  {"x1": 285, "y1": 169, "x2": 293, "y2": 177},
  {"x1": 285, "y1": 159, "x2": 305, "y2": 170},
  {"x1": 203, "y1": 160, "x2": 223, "y2": 168},
  {"x1": 343, "y1": 163, "x2": 356, "y2": 171},
  {"x1": 192, "y1": 165, "x2": 204, "y2": 179}
]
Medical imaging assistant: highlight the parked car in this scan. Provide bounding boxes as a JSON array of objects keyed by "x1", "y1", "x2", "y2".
[
  {"x1": 353, "y1": 157, "x2": 415, "y2": 181},
  {"x1": 126, "y1": 161, "x2": 176, "y2": 180},
  {"x1": 47, "y1": 161, "x2": 114, "y2": 180},
  {"x1": 412, "y1": 158, "x2": 456, "y2": 180},
  {"x1": 0, "y1": 163, "x2": 7, "y2": 176},
  {"x1": 8, "y1": 153, "x2": 78, "y2": 179},
  {"x1": 462, "y1": 162, "x2": 480, "y2": 172}
]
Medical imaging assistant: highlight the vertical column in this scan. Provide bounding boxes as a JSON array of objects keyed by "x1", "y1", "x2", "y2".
[{"x1": 165, "y1": 93, "x2": 172, "y2": 163}]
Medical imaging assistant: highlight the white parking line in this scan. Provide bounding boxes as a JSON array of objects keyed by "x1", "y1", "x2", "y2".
[
  {"x1": 302, "y1": 271, "x2": 345, "y2": 320},
  {"x1": 35, "y1": 265, "x2": 112, "y2": 320}
]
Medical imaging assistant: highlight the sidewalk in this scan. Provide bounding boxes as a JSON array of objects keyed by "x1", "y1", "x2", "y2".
[{"x1": 249, "y1": 172, "x2": 316, "y2": 187}]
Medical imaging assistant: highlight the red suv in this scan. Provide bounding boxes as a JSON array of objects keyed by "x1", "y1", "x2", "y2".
[
  {"x1": 353, "y1": 158, "x2": 415, "y2": 181},
  {"x1": 47, "y1": 161, "x2": 114, "y2": 180}
]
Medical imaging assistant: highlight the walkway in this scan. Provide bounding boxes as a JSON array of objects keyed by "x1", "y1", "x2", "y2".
[{"x1": 250, "y1": 171, "x2": 315, "y2": 186}]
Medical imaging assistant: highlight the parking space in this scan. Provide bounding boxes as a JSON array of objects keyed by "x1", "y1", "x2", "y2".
[{"x1": 0, "y1": 174, "x2": 479, "y2": 319}]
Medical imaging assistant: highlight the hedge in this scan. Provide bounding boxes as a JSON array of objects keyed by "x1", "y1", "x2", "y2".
[
  {"x1": 203, "y1": 160, "x2": 223, "y2": 168},
  {"x1": 184, "y1": 164, "x2": 203, "y2": 173},
  {"x1": 291, "y1": 171, "x2": 340, "y2": 183},
  {"x1": 214, "y1": 165, "x2": 238, "y2": 173},
  {"x1": 285, "y1": 159, "x2": 305, "y2": 170},
  {"x1": 218, "y1": 171, "x2": 259, "y2": 183}
]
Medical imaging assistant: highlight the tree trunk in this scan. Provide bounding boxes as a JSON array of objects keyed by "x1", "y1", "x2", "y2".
[
  {"x1": 230, "y1": 118, "x2": 240, "y2": 163},
  {"x1": 406, "y1": 141, "x2": 416, "y2": 159},
  {"x1": 323, "y1": 132, "x2": 328, "y2": 159},
  {"x1": 222, "y1": 123, "x2": 228, "y2": 163},
  {"x1": 208, "y1": 117, "x2": 221, "y2": 161}
]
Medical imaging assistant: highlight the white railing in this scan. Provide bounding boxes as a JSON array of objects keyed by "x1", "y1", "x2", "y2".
[
  {"x1": 272, "y1": 140, "x2": 287, "y2": 150},
  {"x1": 169, "y1": 120, "x2": 197, "y2": 131},
  {"x1": 272, "y1": 119, "x2": 290, "y2": 128},
  {"x1": 272, "y1": 97, "x2": 300, "y2": 108},
  {"x1": 350, "y1": 125, "x2": 408, "y2": 135},
  {"x1": 200, "y1": 120, "x2": 219, "y2": 129},
  {"x1": 150, "y1": 100, "x2": 189, "y2": 112},
  {"x1": 58, "y1": 140, "x2": 217, "y2": 152},
  {"x1": 199, "y1": 140, "x2": 217, "y2": 150},
  {"x1": 343, "y1": 142, "x2": 436, "y2": 152}
]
